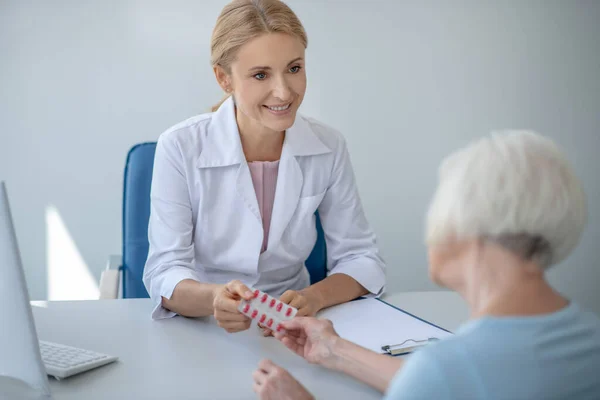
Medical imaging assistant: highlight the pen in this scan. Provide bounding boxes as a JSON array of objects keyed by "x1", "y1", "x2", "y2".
[{"x1": 381, "y1": 338, "x2": 439, "y2": 356}]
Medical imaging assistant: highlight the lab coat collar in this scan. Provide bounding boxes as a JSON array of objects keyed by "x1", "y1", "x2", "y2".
[{"x1": 196, "y1": 97, "x2": 331, "y2": 169}]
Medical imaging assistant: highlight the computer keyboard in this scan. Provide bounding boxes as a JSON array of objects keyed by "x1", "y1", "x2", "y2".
[{"x1": 40, "y1": 340, "x2": 118, "y2": 379}]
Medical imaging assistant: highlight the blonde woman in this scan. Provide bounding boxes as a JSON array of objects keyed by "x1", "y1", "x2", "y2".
[
  {"x1": 254, "y1": 131, "x2": 600, "y2": 399},
  {"x1": 142, "y1": 0, "x2": 385, "y2": 334}
]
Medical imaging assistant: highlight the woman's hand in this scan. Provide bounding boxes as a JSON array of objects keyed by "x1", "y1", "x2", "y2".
[
  {"x1": 259, "y1": 289, "x2": 323, "y2": 336},
  {"x1": 280, "y1": 289, "x2": 323, "y2": 317},
  {"x1": 275, "y1": 317, "x2": 340, "y2": 368},
  {"x1": 212, "y1": 280, "x2": 254, "y2": 333},
  {"x1": 252, "y1": 359, "x2": 314, "y2": 400}
]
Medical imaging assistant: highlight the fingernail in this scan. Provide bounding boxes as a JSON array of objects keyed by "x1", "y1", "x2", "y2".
[{"x1": 245, "y1": 291, "x2": 253, "y2": 298}]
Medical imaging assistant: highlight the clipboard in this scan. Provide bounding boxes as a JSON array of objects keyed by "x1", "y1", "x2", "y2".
[
  {"x1": 380, "y1": 336, "x2": 440, "y2": 356},
  {"x1": 317, "y1": 298, "x2": 453, "y2": 357}
]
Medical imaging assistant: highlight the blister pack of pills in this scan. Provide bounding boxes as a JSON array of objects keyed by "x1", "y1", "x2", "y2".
[{"x1": 238, "y1": 289, "x2": 298, "y2": 332}]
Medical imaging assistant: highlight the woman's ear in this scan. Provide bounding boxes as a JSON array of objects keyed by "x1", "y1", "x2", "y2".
[{"x1": 213, "y1": 65, "x2": 232, "y2": 93}]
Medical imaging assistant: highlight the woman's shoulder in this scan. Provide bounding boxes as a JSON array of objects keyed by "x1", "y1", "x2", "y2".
[{"x1": 158, "y1": 112, "x2": 213, "y2": 146}]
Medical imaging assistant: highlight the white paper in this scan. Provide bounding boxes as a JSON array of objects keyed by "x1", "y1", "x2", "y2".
[{"x1": 317, "y1": 299, "x2": 453, "y2": 354}]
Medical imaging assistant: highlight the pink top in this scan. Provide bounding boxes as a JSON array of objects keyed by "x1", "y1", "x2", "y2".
[{"x1": 248, "y1": 160, "x2": 280, "y2": 253}]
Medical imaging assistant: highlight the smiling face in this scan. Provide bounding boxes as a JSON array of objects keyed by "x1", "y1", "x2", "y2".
[{"x1": 214, "y1": 32, "x2": 307, "y2": 135}]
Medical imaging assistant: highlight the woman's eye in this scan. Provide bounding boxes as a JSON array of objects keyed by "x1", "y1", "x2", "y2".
[
  {"x1": 254, "y1": 73, "x2": 267, "y2": 80},
  {"x1": 289, "y1": 66, "x2": 301, "y2": 73}
]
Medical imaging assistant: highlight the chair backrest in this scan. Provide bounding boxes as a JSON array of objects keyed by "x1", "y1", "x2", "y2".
[
  {"x1": 121, "y1": 142, "x2": 327, "y2": 298},
  {"x1": 122, "y1": 143, "x2": 155, "y2": 298}
]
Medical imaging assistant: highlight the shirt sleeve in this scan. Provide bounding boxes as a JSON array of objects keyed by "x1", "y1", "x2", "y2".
[
  {"x1": 317, "y1": 135, "x2": 386, "y2": 296},
  {"x1": 142, "y1": 133, "x2": 201, "y2": 320},
  {"x1": 383, "y1": 349, "x2": 452, "y2": 400}
]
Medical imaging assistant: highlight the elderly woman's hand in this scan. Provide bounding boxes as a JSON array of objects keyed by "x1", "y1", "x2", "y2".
[
  {"x1": 274, "y1": 317, "x2": 340, "y2": 368},
  {"x1": 252, "y1": 359, "x2": 314, "y2": 400},
  {"x1": 259, "y1": 289, "x2": 323, "y2": 337}
]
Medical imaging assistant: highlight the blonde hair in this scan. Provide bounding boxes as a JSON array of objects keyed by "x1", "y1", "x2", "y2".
[{"x1": 210, "y1": 0, "x2": 308, "y2": 112}]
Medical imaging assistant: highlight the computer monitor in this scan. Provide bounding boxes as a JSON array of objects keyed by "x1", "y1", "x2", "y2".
[{"x1": 0, "y1": 181, "x2": 51, "y2": 397}]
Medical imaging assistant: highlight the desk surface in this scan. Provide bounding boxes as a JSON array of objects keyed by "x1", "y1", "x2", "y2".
[
  {"x1": 31, "y1": 291, "x2": 468, "y2": 400},
  {"x1": 383, "y1": 290, "x2": 469, "y2": 332}
]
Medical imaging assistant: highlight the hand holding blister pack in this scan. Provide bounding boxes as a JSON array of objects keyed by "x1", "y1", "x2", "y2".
[{"x1": 238, "y1": 289, "x2": 298, "y2": 332}]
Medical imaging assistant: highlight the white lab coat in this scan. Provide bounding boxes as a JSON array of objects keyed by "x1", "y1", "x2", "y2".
[{"x1": 143, "y1": 97, "x2": 385, "y2": 319}]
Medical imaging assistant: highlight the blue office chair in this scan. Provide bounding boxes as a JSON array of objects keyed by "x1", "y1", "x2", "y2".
[{"x1": 102, "y1": 142, "x2": 327, "y2": 299}]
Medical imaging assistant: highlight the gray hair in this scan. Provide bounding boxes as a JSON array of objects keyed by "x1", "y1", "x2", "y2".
[
  {"x1": 426, "y1": 130, "x2": 587, "y2": 269},
  {"x1": 486, "y1": 234, "x2": 553, "y2": 268}
]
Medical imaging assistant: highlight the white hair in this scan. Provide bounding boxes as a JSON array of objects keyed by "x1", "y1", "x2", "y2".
[{"x1": 426, "y1": 130, "x2": 587, "y2": 268}]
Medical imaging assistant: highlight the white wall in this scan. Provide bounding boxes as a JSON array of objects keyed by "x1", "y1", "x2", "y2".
[{"x1": 1, "y1": 1, "x2": 599, "y2": 314}]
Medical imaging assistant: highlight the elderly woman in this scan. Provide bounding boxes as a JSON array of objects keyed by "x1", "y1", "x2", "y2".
[{"x1": 251, "y1": 131, "x2": 600, "y2": 400}]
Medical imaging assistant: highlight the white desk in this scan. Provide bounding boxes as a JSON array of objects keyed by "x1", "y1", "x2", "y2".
[
  {"x1": 30, "y1": 291, "x2": 468, "y2": 400},
  {"x1": 383, "y1": 290, "x2": 469, "y2": 332}
]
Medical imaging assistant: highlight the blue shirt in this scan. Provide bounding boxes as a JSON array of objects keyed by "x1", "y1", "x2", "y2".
[{"x1": 385, "y1": 303, "x2": 600, "y2": 400}]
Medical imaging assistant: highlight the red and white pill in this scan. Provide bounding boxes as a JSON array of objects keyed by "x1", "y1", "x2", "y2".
[
  {"x1": 251, "y1": 310, "x2": 258, "y2": 319},
  {"x1": 260, "y1": 314, "x2": 267, "y2": 323},
  {"x1": 276, "y1": 303, "x2": 283, "y2": 312},
  {"x1": 243, "y1": 304, "x2": 250, "y2": 313},
  {"x1": 267, "y1": 318, "x2": 273, "y2": 328},
  {"x1": 286, "y1": 308, "x2": 292, "y2": 317}
]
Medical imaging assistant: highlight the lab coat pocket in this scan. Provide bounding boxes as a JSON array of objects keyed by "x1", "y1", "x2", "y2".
[
  {"x1": 297, "y1": 190, "x2": 326, "y2": 216},
  {"x1": 283, "y1": 190, "x2": 327, "y2": 257}
]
